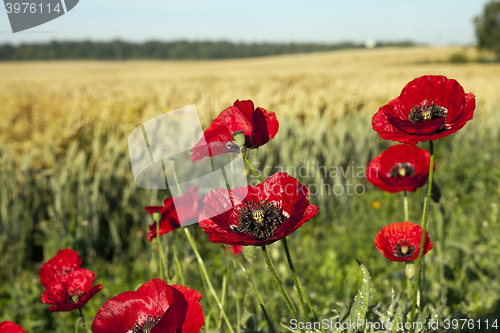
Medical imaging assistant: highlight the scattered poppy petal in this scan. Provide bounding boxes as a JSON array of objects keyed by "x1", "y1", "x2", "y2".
[{"x1": 230, "y1": 245, "x2": 243, "y2": 255}]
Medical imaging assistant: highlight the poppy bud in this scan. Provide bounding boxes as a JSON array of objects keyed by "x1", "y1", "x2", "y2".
[
  {"x1": 405, "y1": 262, "x2": 416, "y2": 280},
  {"x1": 150, "y1": 256, "x2": 158, "y2": 273}
]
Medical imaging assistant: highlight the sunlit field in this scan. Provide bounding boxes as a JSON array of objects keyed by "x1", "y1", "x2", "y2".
[{"x1": 1, "y1": 46, "x2": 500, "y2": 332}]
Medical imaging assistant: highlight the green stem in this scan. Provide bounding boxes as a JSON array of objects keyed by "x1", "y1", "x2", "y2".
[
  {"x1": 282, "y1": 238, "x2": 321, "y2": 328},
  {"x1": 436, "y1": 207, "x2": 446, "y2": 302},
  {"x1": 407, "y1": 277, "x2": 412, "y2": 302},
  {"x1": 218, "y1": 273, "x2": 228, "y2": 331},
  {"x1": 261, "y1": 246, "x2": 303, "y2": 333},
  {"x1": 405, "y1": 262, "x2": 413, "y2": 301},
  {"x1": 243, "y1": 152, "x2": 263, "y2": 182},
  {"x1": 403, "y1": 190, "x2": 409, "y2": 222},
  {"x1": 162, "y1": 239, "x2": 172, "y2": 284},
  {"x1": 225, "y1": 246, "x2": 276, "y2": 333},
  {"x1": 184, "y1": 228, "x2": 235, "y2": 333},
  {"x1": 244, "y1": 153, "x2": 307, "y2": 331},
  {"x1": 409, "y1": 140, "x2": 434, "y2": 333},
  {"x1": 172, "y1": 159, "x2": 233, "y2": 329},
  {"x1": 77, "y1": 308, "x2": 91, "y2": 333},
  {"x1": 155, "y1": 218, "x2": 164, "y2": 281},
  {"x1": 172, "y1": 245, "x2": 185, "y2": 286},
  {"x1": 75, "y1": 316, "x2": 81, "y2": 333}
]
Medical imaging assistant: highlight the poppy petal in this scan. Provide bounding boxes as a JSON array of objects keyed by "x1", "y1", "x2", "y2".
[
  {"x1": 154, "y1": 285, "x2": 204, "y2": 333},
  {"x1": 0, "y1": 321, "x2": 26, "y2": 333},
  {"x1": 39, "y1": 249, "x2": 83, "y2": 288}
]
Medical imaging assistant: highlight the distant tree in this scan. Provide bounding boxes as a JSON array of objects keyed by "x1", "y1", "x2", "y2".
[
  {"x1": 0, "y1": 40, "x2": 416, "y2": 61},
  {"x1": 474, "y1": 0, "x2": 500, "y2": 60}
]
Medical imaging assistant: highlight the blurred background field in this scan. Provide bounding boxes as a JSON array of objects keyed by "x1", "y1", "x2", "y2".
[{"x1": 1, "y1": 46, "x2": 500, "y2": 332}]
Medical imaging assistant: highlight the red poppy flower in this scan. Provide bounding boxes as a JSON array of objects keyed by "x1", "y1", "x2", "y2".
[
  {"x1": 39, "y1": 249, "x2": 83, "y2": 288},
  {"x1": 41, "y1": 269, "x2": 103, "y2": 312},
  {"x1": 199, "y1": 172, "x2": 319, "y2": 246},
  {"x1": 92, "y1": 279, "x2": 204, "y2": 333},
  {"x1": 145, "y1": 187, "x2": 200, "y2": 241},
  {"x1": 366, "y1": 144, "x2": 434, "y2": 193},
  {"x1": 372, "y1": 75, "x2": 475, "y2": 144},
  {"x1": 374, "y1": 222, "x2": 433, "y2": 262},
  {"x1": 0, "y1": 321, "x2": 25, "y2": 333},
  {"x1": 190, "y1": 100, "x2": 279, "y2": 162}
]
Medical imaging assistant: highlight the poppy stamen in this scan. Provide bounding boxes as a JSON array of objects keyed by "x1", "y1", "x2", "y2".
[
  {"x1": 389, "y1": 162, "x2": 416, "y2": 177},
  {"x1": 66, "y1": 287, "x2": 84, "y2": 304},
  {"x1": 70, "y1": 294, "x2": 80, "y2": 303},
  {"x1": 128, "y1": 314, "x2": 162, "y2": 333},
  {"x1": 393, "y1": 240, "x2": 417, "y2": 258},
  {"x1": 408, "y1": 101, "x2": 448, "y2": 127},
  {"x1": 237, "y1": 200, "x2": 286, "y2": 240},
  {"x1": 252, "y1": 207, "x2": 265, "y2": 225}
]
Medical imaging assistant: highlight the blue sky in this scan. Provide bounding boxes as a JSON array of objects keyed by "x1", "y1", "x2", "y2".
[{"x1": 0, "y1": 0, "x2": 491, "y2": 45}]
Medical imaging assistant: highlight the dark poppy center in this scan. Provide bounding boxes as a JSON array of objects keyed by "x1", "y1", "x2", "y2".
[
  {"x1": 408, "y1": 101, "x2": 448, "y2": 125},
  {"x1": 389, "y1": 162, "x2": 416, "y2": 177},
  {"x1": 129, "y1": 314, "x2": 162, "y2": 333},
  {"x1": 69, "y1": 294, "x2": 80, "y2": 304},
  {"x1": 235, "y1": 200, "x2": 287, "y2": 241},
  {"x1": 66, "y1": 288, "x2": 84, "y2": 304},
  {"x1": 393, "y1": 240, "x2": 416, "y2": 258}
]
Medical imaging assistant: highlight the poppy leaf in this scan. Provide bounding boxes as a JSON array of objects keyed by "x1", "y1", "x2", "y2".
[{"x1": 348, "y1": 260, "x2": 371, "y2": 332}]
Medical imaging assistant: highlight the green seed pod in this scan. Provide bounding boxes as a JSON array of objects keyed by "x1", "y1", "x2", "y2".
[
  {"x1": 150, "y1": 257, "x2": 158, "y2": 273},
  {"x1": 232, "y1": 130, "x2": 246, "y2": 149},
  {"x1": 153, "y1": 211, "x2": 162, "y2": 222},
  {"x1": 405, "y1": 262, "x2": 416, "y2": 280}
]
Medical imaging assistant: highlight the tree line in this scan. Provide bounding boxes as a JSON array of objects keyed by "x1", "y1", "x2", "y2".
[{"x1": 0, "y1": 40, "x2": 415, "y2": 61}]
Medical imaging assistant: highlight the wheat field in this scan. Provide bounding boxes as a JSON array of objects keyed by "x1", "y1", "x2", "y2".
[
  {"x1": 1, "y1": 46, "x2": 499, "y2": 158},
  {"x1": 1, "y1": 46, "x2": 500, "y2": 332}
]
